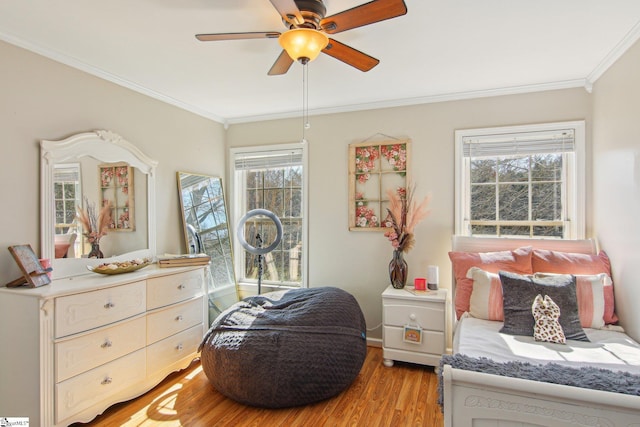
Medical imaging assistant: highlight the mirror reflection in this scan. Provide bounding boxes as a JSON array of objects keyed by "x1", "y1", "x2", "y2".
[
  {"x1": 52, "y1": 160, "x2": 147, "y2": 259},
  {"x1": 177, "y1": 172, "x2": 238, "y2": 320},
  {"x1": 41, "y1": 130, "x2": 157, "y2": 277}
]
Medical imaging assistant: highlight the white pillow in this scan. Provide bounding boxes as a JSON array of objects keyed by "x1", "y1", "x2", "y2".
[{"x1": 467, "y1": 267, "x2": 504, "y2": 321}]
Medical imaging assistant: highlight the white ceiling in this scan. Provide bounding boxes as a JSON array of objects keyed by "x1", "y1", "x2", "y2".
[{"x1": 2, "y1": 1, "x2": 640, "y2": 125}]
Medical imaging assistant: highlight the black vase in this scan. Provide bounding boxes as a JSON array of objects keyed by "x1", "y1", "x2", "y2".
[
  {"x1": 389, "y1": 249, "x2": 408, "y2": 289},
  {"x1": 88, "y1": 242, "x2": 104, "y2": 259}
]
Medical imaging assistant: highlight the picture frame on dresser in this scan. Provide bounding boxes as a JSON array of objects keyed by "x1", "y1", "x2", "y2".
[{"x1": 6, "y1": 244, "x2": 51, "y2": 288}]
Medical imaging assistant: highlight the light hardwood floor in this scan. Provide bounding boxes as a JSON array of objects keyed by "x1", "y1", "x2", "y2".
[{"x1": 74, "y1": 346, "x2": 444, "y2": 427}]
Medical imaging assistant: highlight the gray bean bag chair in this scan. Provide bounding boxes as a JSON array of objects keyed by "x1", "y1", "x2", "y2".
[{"x1": 198, "y1": 286, "x2": 367, "y2": 408}]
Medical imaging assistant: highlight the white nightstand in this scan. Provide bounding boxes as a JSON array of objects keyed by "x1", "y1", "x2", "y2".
[{"x1": 381, "y1": 286, "x2": 447, "y2": 367}]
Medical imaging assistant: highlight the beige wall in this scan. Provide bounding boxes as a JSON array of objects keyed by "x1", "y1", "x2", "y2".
[
  {"x1": 0, "y1": 40, "x2": 226, "y2": 285},
  {"x1": 6, "y1": 34, "x2": 638, "y2": 344},
  {"x1": 592, "y1": 39, "x2": 640, "y2": 341},
  {"x1": 227, "y1": 89, "x2": 592, "y2": 341}
]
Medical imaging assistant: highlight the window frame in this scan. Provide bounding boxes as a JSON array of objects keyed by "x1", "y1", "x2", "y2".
[
  {"x1": 454, "y1": 121, "x2": 585, "y2": 239},
  {"x1": 229, "y1": 142, "x2": 309, "y2": 290}
]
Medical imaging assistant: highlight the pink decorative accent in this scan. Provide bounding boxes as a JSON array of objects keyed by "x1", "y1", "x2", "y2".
[
  {"x1": 449, "y1": 247, "x2": 533, "y2": 319},
  {"x1": 532, "y1": 250, "x2": 617, "y2": 324},
  {"x1": 39, "y1": 258, "x2": 52, "y2": 278},
  {"x1": 488, "y1": 275, "x2": 504, "y2": 321},
  {"x1": 576, "y1": 277, "x2": 595, "y2": 328}
]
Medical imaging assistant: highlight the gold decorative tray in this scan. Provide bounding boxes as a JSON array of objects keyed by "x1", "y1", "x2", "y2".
[{"x1": 88, "y1": 259, "x2": 151, "y2": 275}]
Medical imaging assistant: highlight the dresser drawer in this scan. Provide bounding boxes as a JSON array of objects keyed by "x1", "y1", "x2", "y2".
[
  {"x1": 146, "y1": 297, "x2": 203, "y2": 344},
  {"x1": 383, "y1": 326, "x2": 445, "y2": 355},
  {"x1": 147, "y1": 324, "x2": 203, "y2": 375},
  {"x1": 55, "y1": 316, "x2": 146, "y2": 383},
  {"x1": 383, "y1": 302, "x2": 444, "y2": 331},
  {"x1": 147, "y1": 269, "x2": 204, "y2": 310},
  {"x1": 55, "y1": 281, "x2": 146, "y2": 338},
  {"x1": 55, "y1": 349, "x2": 146, "y2": 423}
]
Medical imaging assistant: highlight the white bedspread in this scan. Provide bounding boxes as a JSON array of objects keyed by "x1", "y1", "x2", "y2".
[{"x1": 453, "y1": 314, "x2": 640, "y2": 375}]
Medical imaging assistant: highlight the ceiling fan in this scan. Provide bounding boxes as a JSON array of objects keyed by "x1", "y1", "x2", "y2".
[{"x1": 195, "y1": 0, "x2": 407, "y2": 75}]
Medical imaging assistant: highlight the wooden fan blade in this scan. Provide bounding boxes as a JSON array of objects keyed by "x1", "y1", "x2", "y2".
[
  {"x1": 268, "y1": 50, "x2": 295, "y2": 75},
  {"x1": 196, "y1": 32, "x2": 280, "y2": 42},
  {"x1": 320, "y1": 0, "x2": 407, "y2": 34},
  {"x1": 322, "y1": 38, "x2": 379, "y2": 72},
  {"x1": 269, "y1": 0, "x2": 304, "y2": 26}
]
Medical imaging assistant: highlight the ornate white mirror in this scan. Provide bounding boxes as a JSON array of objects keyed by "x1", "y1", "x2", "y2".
[
  {"x1": 41, "y1": 130, "x2": 157, "y2": 278},
  {"x1": 177, "y1": 172, "x2": 239, "y2": 319}
]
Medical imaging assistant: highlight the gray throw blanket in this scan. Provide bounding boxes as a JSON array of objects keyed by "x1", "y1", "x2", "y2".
[{"x1": 438, "y1": 354, "x2": 640, "y2": 407}]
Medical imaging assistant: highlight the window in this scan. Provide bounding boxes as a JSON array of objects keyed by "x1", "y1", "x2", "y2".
[
  {"x1": 231, "y1": 144, "x2": 307, "y2": 288},
  {"x1": 455, "y1": 121, "x2": 585, "y2": 239},
  {"x1": 53, "y1": 163, "x2": 81, "y2": 235}
]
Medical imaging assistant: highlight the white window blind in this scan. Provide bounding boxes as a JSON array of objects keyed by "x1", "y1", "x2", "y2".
[
  {"x1": 463, "y1": 129, "x2": 575, "y2": 157},
  {"x1": 54, "y1": 165, "x2": 80, "y2": 182},
  {"x1": 234, "y1": 148, "x2": 303, "y2": 170}
]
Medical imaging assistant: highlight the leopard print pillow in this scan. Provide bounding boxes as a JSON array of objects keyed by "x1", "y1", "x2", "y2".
[{"x1": 532, "y1": 294, "x2": 566, "y2": 344}]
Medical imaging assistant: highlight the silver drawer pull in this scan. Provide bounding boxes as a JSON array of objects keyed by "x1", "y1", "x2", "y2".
[
  {"x1": 101, "y1": 340, "x2": 113, "y2": 348},
  {"x1": 176, "y1": 343, "x2": 183, "y2": 351},
  {"x1": 176, "y1": 315, "x2": 183, "y2": 322},
  {"x1": 104, "y1": 302, "x2": 115, "y2": 309},
  {"x1": 178, "y1": 284, "x2": 186, "y2": 290},
  {"x1": 101, "y1": 377, "x2": 113, "y2": 385}
]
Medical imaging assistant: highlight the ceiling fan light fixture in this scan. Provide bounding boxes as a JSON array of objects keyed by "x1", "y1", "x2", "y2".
[{"x1": 279, "y1": 28, "x2": 329, "y2": 63}]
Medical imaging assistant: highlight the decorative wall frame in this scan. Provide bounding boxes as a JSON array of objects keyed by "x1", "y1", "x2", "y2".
[
  {"x1": 99, "y1": 162, "x2": 135, "y2": 231},
  {"x1": 348, "y1": 138, "x2": 411, "y2": 231}
]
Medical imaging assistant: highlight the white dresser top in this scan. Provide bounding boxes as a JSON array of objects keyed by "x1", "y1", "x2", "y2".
[{"x1": 0, "y1": 264, "x2": 204, "y2": 299}]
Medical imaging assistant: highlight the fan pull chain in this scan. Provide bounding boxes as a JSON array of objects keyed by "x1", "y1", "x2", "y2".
[{"x1": 302, "y1": 62, "x2": 310, "y2": 143}]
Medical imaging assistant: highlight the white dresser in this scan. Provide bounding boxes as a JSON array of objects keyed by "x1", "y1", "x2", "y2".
[
  {"x1": 0, "y1": 265, "x2": 207, "y2": 427},
  {"x1": 382, "y1": 286, "x2": 447, "y2": 368}
]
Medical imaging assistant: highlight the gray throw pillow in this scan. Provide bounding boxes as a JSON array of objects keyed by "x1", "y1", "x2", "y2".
[{"x1": 499, "y1": 271, "x2": 589, "y2": 342}]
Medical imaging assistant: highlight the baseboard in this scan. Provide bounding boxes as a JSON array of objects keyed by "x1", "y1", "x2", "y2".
[{"x1": 366, "y1": 337, "x2": 382, "y2": 348}]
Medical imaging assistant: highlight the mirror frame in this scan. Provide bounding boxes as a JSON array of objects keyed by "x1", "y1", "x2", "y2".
[
  {"x1": 177, "y1": 171, "x2": 239, "y2": 317},
  {"x1": 41, "y1": 130, "x2": 157, "y2": 275}
]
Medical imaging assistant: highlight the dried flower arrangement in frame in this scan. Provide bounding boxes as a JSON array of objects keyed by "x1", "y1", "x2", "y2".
[
  {"x1": 348, "y1": 138, "x2": 411, "y2": 231},
  {"x1": 99, "y1": 162, "x2": 135, "y2": 231}
]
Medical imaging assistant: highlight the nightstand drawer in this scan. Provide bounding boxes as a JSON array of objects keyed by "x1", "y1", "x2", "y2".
[
  {"x1": 384, "y1": 302, "x2": 444, "y2": 331},
  {"x1": 383, "y1": 326, "x2": 445, "y2": 355}
]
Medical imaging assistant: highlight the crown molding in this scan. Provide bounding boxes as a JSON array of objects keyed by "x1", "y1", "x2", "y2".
[
  {"x1": 225, "y1": 79, "x2": 589, "y2": 125},
  {"x1": 0, "y1": 30, "x2": 228, "y2": 126},
  {"x1": 3, "y1": 25, "x2": 626, "y2": 128},
  {"x1": 586, "y1": 19, "x2": 640, "y2": 86}
]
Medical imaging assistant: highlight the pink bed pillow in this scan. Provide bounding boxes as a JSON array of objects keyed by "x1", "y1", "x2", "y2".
[
  {"x1": 532, "y1": 249, "x2": 617, "y2": 324},
  {"x1": 449, "y1": 247, "x2": 532, "y2": 319}
]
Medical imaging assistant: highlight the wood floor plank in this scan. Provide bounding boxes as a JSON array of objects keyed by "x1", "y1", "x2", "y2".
[{"x1": 73, "y1": 347, "x2": 444, "y2": 427}]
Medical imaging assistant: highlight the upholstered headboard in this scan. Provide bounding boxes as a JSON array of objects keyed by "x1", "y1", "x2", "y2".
[{"x1": 451, "y1": 235, "x2": 597, "y2": 255}]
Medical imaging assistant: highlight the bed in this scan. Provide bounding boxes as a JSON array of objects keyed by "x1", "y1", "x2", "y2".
[{"x1": 441, "y1": 236, "x2": 640, "y2": 427}]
